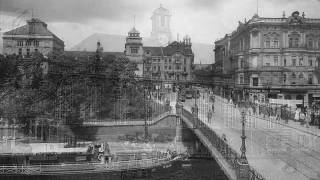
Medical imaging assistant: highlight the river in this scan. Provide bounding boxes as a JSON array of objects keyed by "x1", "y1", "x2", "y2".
[{"x1": 0, "y1": 116, "x2": 228, "y2": 180}]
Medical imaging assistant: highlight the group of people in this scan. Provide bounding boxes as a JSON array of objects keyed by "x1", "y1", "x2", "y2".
[{"x1": 294, "y1": 106, "x2": 320, "y2": 128}]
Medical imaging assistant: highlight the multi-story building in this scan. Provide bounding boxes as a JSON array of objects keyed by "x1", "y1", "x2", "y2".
[
  {"x1": 125, "y1": 26, "x2": 194, "y2": 82},
  {"x1": 2, "y1": 18, "x2": 64, "y2": 56},
  {"x1": 143, "y1": 37, "x2": 194, "y2": 82},
  {"x1": 215, "y1": 11, "x2": 320, "y2": 106}
]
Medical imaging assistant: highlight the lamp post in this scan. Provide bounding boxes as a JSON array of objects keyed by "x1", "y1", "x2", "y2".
[{"x1": 237, "y1": 100, "x2": 249, "y2": 180}]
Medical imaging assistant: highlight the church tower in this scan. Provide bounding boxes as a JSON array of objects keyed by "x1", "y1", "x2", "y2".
[
  {"x1": 124, "y1": 26, "x2": 143, "y2": 76},
  {"x1": 151, "y1": 4, "x2": 172, "y2": 46}
]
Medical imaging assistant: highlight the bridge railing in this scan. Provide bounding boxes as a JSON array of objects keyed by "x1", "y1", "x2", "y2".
[
  {"x1": 181, "y1": 108, "x2": 265, "y2": 180},
  {"x1": 0, "y1": 155, "x2": 171, "y2": 175}
]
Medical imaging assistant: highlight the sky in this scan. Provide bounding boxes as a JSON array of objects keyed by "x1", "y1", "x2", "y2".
[{"x1": 0, "y1": 0, "x2": 319, "y2": 49}]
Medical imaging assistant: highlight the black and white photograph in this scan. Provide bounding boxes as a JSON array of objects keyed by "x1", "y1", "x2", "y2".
[{"x1": 0, "y1": 0, "x2": 320, "y2": 179}]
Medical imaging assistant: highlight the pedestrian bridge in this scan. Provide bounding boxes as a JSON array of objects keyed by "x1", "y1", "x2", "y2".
[{"x1": 176, "y1": 104, "x2": 265, "y2": 180}]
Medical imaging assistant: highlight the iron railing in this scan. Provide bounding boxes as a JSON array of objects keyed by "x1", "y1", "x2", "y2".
[{"x1": 181, "y1": 108, "x2": 265, "y2": 180}]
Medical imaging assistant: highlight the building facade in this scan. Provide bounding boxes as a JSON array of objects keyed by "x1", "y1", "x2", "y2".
[
  {"x1": 215, "y1": 11, "x2": 320, "y2": 106},
  {"x1": 125, "y1": 25, "x2": 194, "y2": 81},
  {"x1": 2, "y1": 18, "x2": 64, "y2": 56},
  {"x1": 143, "y1": 37, "x2": 194, "y2": 82},
  {"x1": 150, "y1": 4, "x2": 172, "y2": 46}
]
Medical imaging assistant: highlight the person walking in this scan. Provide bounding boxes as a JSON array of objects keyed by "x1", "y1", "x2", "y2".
[
  {"x1": 294, "y1": 107, "x2": 300, "y2": 122},
  {"x1": 305, "y1": 109, "x2": 311, "y2": 128},
  {"x1": 207, "y1": 109, "x2": 213, "y2": 124}
]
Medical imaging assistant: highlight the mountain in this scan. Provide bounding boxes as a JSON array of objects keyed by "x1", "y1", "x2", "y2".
[{"x1": 70, "y1": 33, "x2": 214, "y2": 64}]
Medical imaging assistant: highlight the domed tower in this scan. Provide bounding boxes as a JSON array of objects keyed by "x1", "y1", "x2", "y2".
[
  {"x1": 125, "y1": 27, "x2": 143, "y2": 63},
  {"x1": 151, "y1": 4, "x2": 172, "y2": 46},
  {"x1": 124, "y1": 27, "x2": 144, "y2": 76}
]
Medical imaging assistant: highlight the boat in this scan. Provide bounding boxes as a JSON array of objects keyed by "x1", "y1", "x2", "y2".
[{"x1": 0, "y1": 142, "x2": 182, "y2": 177}]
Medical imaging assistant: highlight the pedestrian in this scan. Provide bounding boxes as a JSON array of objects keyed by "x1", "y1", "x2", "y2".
[
  {"x1": 294, "y1": 107, "x2": 300, "y2": 122},
  {"x1": 276, "y1": 106, "x2": 281, "y2": 121},
  {"x1": 212, "y1": 104, "x2": 215, "y2": 113},
  {"x1": 305, "y1": 109, "x2": 311, "y2": 128},
  {"x1": 207, "y1": 109, "x2": 213, "y2": 123},
  {"x1": 300, "y1": 111, "x2": 305, "y2": 125}
]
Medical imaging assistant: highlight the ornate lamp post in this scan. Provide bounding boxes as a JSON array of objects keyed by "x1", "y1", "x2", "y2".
[{"x1": 237, "y1": 100, "x2": 249, "y2": 180}]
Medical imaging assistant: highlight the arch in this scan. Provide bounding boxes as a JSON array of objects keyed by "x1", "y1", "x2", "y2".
[{"x1": 299, "y1": 73, "x2": 304, "y2": 79}]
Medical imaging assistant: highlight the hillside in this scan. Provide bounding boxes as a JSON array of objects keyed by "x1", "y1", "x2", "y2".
[{"x1": 70, "y1": 33, "x2": 214, "y2": 64}]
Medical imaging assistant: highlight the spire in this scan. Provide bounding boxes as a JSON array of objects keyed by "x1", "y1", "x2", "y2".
[
  {"x1": 133, "y1": 15, "x2": 136, "y2": 28},
  {"x1": 282, "y1": 11, "x2": 286, "y2": 18}
]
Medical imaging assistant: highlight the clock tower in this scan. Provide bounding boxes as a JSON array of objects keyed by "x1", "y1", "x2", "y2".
[{"x1": 151, "y1": 4, "x2": 172, "y2": 46}]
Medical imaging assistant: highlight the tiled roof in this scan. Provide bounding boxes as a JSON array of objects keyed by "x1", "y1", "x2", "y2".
[
  {"x1": 3, "y1": 18, "x2": 64, "y2": 43},
  {"x1": 143, "y1": 41, "x2": 193, "y2": 57}
]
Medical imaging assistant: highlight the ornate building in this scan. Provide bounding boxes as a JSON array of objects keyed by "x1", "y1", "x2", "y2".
[
  {"x1": 124, "y1": 26, "x2": 194, "y2": 81},
  {"x1": 2, "y1": 18, "x2": 64, "y2": 56},
  {"x1": 124, "y1": 27, "x2": 144, "y2": 76},
  {"x1": 215, "y1": 11, "x2": 320, "y2": 106},
  {"x1": 143, "y1": 36, "x2": 194, "y2": 82},
  {"x1": 150, "y1": 4, "x2": 172, "y2": 46}
]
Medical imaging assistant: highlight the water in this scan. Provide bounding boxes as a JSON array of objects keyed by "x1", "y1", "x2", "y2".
[{"x1": 0, "y1": 116, "x2": 228, "y2": 180}]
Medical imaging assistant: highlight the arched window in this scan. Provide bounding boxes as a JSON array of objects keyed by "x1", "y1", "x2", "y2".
[
  {"x1": 291, "y1": 73, "x2": 296, "y2": 79},
  {"x1": 299, "y1": 73, "x2": 304, "y2": 79}
]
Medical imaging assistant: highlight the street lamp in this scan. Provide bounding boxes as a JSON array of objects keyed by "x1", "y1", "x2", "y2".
[{"x1": 237, "y1": 100, "x2": 249, "y2": 180}]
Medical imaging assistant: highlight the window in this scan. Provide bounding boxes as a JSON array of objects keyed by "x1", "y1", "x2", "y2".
[
  {"x1": 184, "y1": 66, "x2": 187, "y2": 72},
  {"x1": 308, "y1": 39, "x2": 313, "y2": 48},
  {"x1": 184, "y1": 58, "x2": 186, "y2": 64},
  {"x1": 169, "y1": 59, "x2": 171, "y2": 63},
  {"x1": 17, "y1": 41, "x2": 23, "y2": 46},
  {"x1": 273, "y1": 40, "x2": 279, "y2": 48},
  {"x1": 26, "y1": 48, "x2": 30, "y2": 56},
  {"x1": 299, "y1": 57, "x2": 303, "y2": 66},
  {"x1": 239, "y1": 74, "x2": 244, "y2": 84},
  {"x1": 308, "y1": 57, "x2": 313, "y2": 66},
  {"x1": 153, "y1": 66, "x2": 156, "y2": 71},
  {"x1": 239, "y1": 57, "x2": 244, "y2": 68},
  {"x1": 289, "y1": 37, "x2": 299, "y2": 48},
  {"x1": 273, "y1": 56, "x2": 278, "y2": 66},
  {"x1": 18, "y1": 48, "x2": 22, "y2": 55},
  {"x1": 176, "y1": 65, "x2": 180, "y2": 70},
  {"x1": 291, "y1": 73, "x2": 296, "y2": 79},
  {"x1": 265, "y1": 39, "x2": 270, "y2": 48},
  {"x1": 169, "y1": 66, "x2": 171, "y2": 70},
  {"x1": 164, "y1": 66, "x2": 167, "y2": 70},
  {"x1": 165, "y1": 59, "x2": 167, "y2": 64},
  {"x1": 284, "y1": 58, "x2": 287, "y2": 66},
  {"x1": 158, "y1": 66, "x2": 160, "y2": 71},
  {"x1": 26, "y1": 41, "x2": 32, "y2": 46},
  {"x1": 252, "y1": 77, "x2": 259, "y2": 86},
  {"x1": 265, "y1": 55, "x2": 270, "y2": 66},
  {"x1": 130, "y1": 47, "x2": 138, "y2": 54},
  {"x1": 292, "y1": 57, "x2": 296, "y2": 66},
  {"x1": 34, "y1": 40, "x2": 39, "y2": 47},
  {"x1": 283, "y1": 74, "x2": 287, "y2": 83},
  {"x1": 308, "y1": 74, "x2": 313, "y2": 84}
]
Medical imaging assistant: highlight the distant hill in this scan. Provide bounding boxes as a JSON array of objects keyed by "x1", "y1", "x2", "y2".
[{"x1": 70, "y1": 33, "x2": 214, "y2": 64}]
